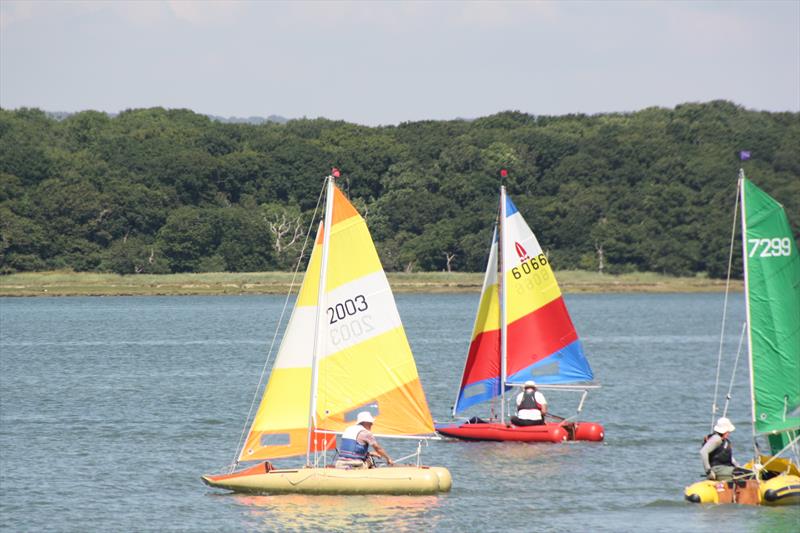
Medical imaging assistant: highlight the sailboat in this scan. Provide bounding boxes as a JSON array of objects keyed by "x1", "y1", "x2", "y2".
[
  {"x1": 684, "y1": 170, "x2": 800, "y2": 505},
  {"x1": 202, "y1": 171, "x2": 452, "y2": 495},
  {"x1": 684, "y1": 171, "x2": 799, "y2": 505},
  {"x1": 436, "y1": 179, "x2": 604, "y2": 442}
]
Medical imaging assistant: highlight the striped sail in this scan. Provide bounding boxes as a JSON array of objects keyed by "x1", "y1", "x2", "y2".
[
  {"x1": 454, "y1": 228, "x2": 501, "y2": 413},
  {"x1": 501, "y1": 196, "x2": 594, "y2": 385},
  {"x1": 240, "y1": 183, "x2": 435, "y2": 461},
  {"x1": 454, "y1": 192, "x2": 594, "y2": 415}
]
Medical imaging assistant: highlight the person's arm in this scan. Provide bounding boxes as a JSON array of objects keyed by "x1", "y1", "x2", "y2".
[
  {"x1": 537, "y1": 392, "x2": 548, "y2": 415},
  {"x1": 361, "y1": 430, "x2": 393, "y2": 465},
  {"x1": 700, "y1": 434, "x2": 721, "y2": 473},
  {"x1": 372, "y1": 442, "x2": 393, "y2": 465}
]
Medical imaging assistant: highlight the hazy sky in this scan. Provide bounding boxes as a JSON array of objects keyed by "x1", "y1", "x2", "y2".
[{"x1": 1, "y1": 0, "x2": 798, "y2": 125}]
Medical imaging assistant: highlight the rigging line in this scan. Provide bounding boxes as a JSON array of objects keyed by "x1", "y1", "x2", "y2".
[
  {"x1": 393, "y1": 450, "x2": 422, "y2": 464},
  {"x1": 710, "y1": 178, "x2": 741, "y2": 431},
  {"x1": 307, "y1": 176, "x2": 334, "y2": 467},
  {"x1": 753, "y1": 433, "x2": 800, "y2": 474},
  {"x1": 386, "y1": 439, "x2": 427, "y2": 466},
  {"x1": 722, "y1": 321, "x2": 748, "y2": 418},
  {"x1": 229, "y1": 181, "x2": 327, "y2": 473},
  {"x1": 739, "y1": 169, "x2": 759, "y2": 452}
]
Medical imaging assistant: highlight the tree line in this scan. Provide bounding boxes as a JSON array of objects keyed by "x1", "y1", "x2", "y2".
[{"x1": 1, "y1": 101, "x2": 798, "y2": 277}]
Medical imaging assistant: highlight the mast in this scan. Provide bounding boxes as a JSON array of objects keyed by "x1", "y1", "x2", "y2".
[
  {"x1": 738, "y1": 169, "x2": 758, "y2": 451},
  {"x1": 499, "y1": 185, "x2": 508, "y2": 423},
  {"x1": 306, "y1": 171, "x2": 335, "y2": 466}
]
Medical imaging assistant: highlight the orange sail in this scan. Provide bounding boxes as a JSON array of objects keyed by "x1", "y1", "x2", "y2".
[{"x1": 240, "y1": 182, "x2": 435, "y2": 462}]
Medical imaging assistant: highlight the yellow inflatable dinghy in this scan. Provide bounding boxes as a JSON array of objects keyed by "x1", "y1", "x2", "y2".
[
  {"x1": 684, "y1": 457, "x2": 800, "y2": 506},
  {"x1": 203, "y1": 462, "x2": 452, "y2": 495},
  {"x1": 202, "y1": 174, "x2": 452, "y2": 496}
]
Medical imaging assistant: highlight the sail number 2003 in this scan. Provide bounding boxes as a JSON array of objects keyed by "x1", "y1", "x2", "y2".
[
  {"x1": 327, "y1": 295, "x2": 368, "y2": 324},
  {"x1": 327, "y1": 295, "x2": 373, "y2": 347},
  {"x1": 748, "y1": 238, "x2": 792, "y2": 258},
  {"x1": 511, "y1": 254, "x2": 548, "y2": 279}
]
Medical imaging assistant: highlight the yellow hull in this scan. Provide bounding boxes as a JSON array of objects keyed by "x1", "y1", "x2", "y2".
[
  {"x1": 202, "y1": 463, "x2": 452, "y2": 495},
  {"x1": 684, "y1": 474, "x2": 800, "y2": 506}
]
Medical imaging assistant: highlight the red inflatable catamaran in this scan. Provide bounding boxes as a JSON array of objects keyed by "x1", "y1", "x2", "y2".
[{"x1": 436, "y1": 180, "x2": 604, "y2": 443}]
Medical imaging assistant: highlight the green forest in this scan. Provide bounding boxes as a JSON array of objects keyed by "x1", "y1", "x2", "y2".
[{"x1": 1, "y1": 101, "x2": 798, "y2": 277}]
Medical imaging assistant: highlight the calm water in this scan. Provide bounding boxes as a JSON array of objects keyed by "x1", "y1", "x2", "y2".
[{"x1": 1, "y1": 293, "x2": 798, "y2": 532}]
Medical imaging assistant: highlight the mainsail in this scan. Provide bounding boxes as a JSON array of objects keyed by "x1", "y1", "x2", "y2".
[
  {"x1": 241, "y1": 181, "x2": 435, "y2": 462},
  {"x1": 741, "y1": 177, "x2": 800, "y2": 453},
  {"x1": 454, "y1": 190, "x2": 594, "y2": 415},
  {"x1": 455, "y1": 228, "x2": 501, "y2": 412}
]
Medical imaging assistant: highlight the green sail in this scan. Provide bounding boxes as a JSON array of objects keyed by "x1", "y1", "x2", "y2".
[{"x1": 741, "y1": 177, "x2": 800, "y2": 450}]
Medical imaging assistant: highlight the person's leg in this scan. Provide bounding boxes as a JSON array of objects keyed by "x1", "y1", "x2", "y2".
[
  {"x1": 335, "y1": 459, "x2": 367, "y2": 469},
  {"x1": 711, "y1": 465, "x2": 735, "y2": 480},
  {"x1": 510, "y1": 416, "x2": 536, "y2": 426}
]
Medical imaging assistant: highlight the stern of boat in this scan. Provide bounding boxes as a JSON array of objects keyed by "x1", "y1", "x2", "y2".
[
  {"x1": 566, "y1": 422, "x2": 605, "y2": 442},
  {"x1": 685, "y1": 480, "x2": 721, "y2": 504},
  {"x1": 760, "y1": 474, "x2": 800, "y2": 506}
]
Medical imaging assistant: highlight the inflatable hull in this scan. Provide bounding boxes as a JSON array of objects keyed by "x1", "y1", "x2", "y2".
[
  {"x1": 685, "y1": 456, "x2": 799, "y2": 506},
  {"x1": 202, "y1": 462, "x2": 452, "y2": 495},
  {"x1": 684, "y1": 475, "x2": 800, "y2": 506},
  {"x1": 435, "y1": 421, "x2": 604, "y2": 442}
]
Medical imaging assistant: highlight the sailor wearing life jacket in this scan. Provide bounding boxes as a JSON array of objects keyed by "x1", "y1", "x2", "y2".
[
  {"x1": 510, "y1": 381, "x2": 548, "y2": 427},
  {"x1": 335, "y1": 411, "x2": 394, "y2": 469},
  {"x1": 700, "y1": 417, "x2": 738, "y2": 481}
]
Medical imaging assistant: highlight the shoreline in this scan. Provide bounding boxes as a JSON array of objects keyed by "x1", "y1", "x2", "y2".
[{"x1": 0, "y1": 271, "x2": 742, "y2": 297}]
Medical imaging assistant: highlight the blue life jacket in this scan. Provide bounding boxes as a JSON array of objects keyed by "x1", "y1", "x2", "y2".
[{"x1": 339, "y1": 424, "x2": 370, "y2": 461}]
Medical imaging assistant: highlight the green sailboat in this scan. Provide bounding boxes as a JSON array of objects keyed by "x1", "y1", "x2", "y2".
[
  {"x1": 741, "y1": 176, "x2": 800, "y2": 456},
  {"x1": 685, "y1": 171, "x2": 800, "y2": 506}
]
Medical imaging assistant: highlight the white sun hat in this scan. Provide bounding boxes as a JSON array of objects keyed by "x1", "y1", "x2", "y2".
[
  {"x1": 356, "y1": 411, "x2": 376, "y2": 424},
  {"x1": 524, "y1": 380, "x2": 536, "y2": 388},
  {"x1": 713, "y1": 417, "x2": 735, "y2": 434}
]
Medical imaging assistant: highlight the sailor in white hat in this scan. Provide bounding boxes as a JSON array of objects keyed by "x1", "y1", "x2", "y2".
[
  {"x1": 511, "y1": 380, "x2": 548, "y2": 426},
  {"x1": 335, "y1": 411, "x2": 394, "y2": 469},
  {"x1": 700, "y1": 417, "x2": 739, "y2": 480}
]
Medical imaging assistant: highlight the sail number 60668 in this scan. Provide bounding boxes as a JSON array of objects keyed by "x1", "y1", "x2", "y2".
[
  {"x1": 511, "y1": 254, "x2": 548, "y2": 279},
  {"x1": 327, "y1": 295, "x2": 369, "y2": 324}
]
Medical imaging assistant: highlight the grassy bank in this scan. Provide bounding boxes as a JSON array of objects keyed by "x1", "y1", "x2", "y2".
[{"x1": 0, "y1": 270, "x2": 741, "y2": 297}]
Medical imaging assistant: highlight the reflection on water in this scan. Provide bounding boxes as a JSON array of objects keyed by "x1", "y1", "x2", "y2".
[
  {"x1": 449, "y1": 439, "x2": 576, "y2": 478},
  {"x1": 753, "y1": 507, "x2": 800, "y2": 533},
  {"x1": 231, "y1": 493, "x2": 442, "y2": 531},
  {"x1": 4, "y1": 294, "x2": 800, "y2": 532}
]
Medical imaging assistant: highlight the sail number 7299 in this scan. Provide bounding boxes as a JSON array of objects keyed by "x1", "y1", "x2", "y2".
[
  {"x1": 748, "y1": 238, "x2": 792, "y2": 258},
  {"x1": 511, "y1": 254, "x2": 548, "y2": 279}
]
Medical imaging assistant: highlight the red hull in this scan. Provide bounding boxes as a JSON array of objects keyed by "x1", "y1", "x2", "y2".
[{"x1": 435, "y1": 421, "x2": 604, "y2": 442}]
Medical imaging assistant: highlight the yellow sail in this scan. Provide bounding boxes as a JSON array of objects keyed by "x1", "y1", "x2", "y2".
[{"x1": 240, "y1": 183, "x2": 435, "y2": 462}]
